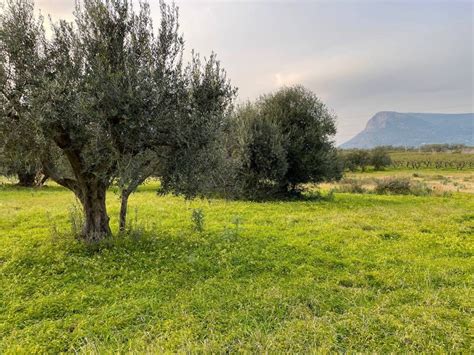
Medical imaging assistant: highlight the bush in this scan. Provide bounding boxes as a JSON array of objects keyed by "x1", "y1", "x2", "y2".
[
  {"x1": 336, "y1": 178, "x2": 366, "y2": 193},
  {"x1": 191, "y1": 208, "x2": 205, "y2": 232},
  {"x1": 229, "y1": 86, "x2": 342, "y2": 198},
  {"x1": 374, "y1": 177, "x2": 432, "y2": 196},
  {"x1": 374, "y1": 177, "x2": 411, "y2": 194},
  {"x1": 408, "y1": 181, "x2": 433, "y2": 196},
  {"x1": 370, "y1": 148, "x2": 392, "y2": 170},
  {"x1": 340, "y1": 148, "x2": 392, "y2": 171},
  {"x1": 342, "y1": 150, "x2": 371, "y2": 172}
]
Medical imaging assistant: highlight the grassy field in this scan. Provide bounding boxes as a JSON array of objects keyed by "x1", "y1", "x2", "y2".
[
  {"x1": 328, "y1": 169, "x2": 474, "y2": 193},
  {"x1": 0, "y1": 171, "x2": 473, "y2": 352}
]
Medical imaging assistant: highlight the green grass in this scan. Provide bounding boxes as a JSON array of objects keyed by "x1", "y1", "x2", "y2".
[{"x1": 0, "y1": 179, "x2": 473, "y2": 352}]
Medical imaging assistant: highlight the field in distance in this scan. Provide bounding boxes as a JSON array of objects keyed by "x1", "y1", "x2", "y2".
[
  {"x1": 0, "y1": 166, "x2": 473, "y2": 352},
  {"x1": 320, "y1": 170, "x2": 474, "y2": 194}
]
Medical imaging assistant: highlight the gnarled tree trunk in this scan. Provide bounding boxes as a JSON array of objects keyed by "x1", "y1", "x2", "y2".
[
  {"x1": 77, "y1": 182, "x2": 111, "y2": 242},
  {"x1": 41, "y1": 142, "x2": 113, "y2": 243}
]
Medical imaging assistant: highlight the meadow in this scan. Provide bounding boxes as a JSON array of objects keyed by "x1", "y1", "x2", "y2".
[
  {"x1": 331, "y1": 169, "x2": 474, "y2": 194},
  {"x1": 0, "y1": 169, "x2": 473, "y2": 353}
]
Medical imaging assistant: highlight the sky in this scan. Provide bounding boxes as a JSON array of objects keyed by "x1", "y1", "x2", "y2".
[{"x1": 34, "y1": 0, "x2": 473, "y2": 144}]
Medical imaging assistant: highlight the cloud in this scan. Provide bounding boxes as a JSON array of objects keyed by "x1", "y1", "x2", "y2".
[{"x1": 30, "y1": 0, "x2": 473, "y2": 144}]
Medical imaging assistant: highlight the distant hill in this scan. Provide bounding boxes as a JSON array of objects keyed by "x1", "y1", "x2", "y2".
[{"x1": 340, "y1": 112, "x2": 474, "y2": 149}]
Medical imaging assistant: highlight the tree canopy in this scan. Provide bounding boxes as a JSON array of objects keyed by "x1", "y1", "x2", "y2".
[
  {"x1": 0, "y1": 0, "x2": 45, "y2": 185},
  {"x1": 0, "y1": 0, "x2": 235, "y2": 241},
  {"x1": 230, "y1": 86, "x2": 342, "y2": 197}
]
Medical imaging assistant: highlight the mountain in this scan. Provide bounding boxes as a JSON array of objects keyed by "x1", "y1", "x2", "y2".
[{"x1": 340, "y1": 112, "x2": 474, "y2": 149}]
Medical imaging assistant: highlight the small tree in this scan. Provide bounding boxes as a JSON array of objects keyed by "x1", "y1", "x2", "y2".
[
  {"x1": 343, "y1": 149, "x2": 371, "y2": 172},
  {"x1": 370, "y1": 147, "x2": 392, "y2": 170},
  {"x1": 231, "y1": 86, "x2": 341, "y2": 197},
  {"x1": 117, "y1": 52, "x2": 235, "y2": 232},
  {"x1": 264, "y1": 86, "x2": 341, "y2": 190}
]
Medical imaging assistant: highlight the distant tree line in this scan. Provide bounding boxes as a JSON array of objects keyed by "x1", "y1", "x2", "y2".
[
  {"x1": 339, "y1": 147, "x2": 474, "y2": 171},
  {"x1": 339, "y1": 148, "x2": 392, "y2": 172},
  {"x1": 363, "y1": 144, "x2": 472, "y2": 153},
  {"x1": 0, "y1": 0, "x2": 341, "y2": 242}
]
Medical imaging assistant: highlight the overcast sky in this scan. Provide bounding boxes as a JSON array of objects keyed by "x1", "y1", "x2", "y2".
[{"x1": 35, "y1": 0, "x2": 473, "y2": 144}]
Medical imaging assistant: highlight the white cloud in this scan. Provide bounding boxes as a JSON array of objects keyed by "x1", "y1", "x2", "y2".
[{"x1": 30, "y1": 0, "x2": 474, "y2": 144}]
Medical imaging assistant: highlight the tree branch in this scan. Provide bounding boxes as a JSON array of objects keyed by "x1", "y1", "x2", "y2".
[{"x1": 40, "y1": 154, "x2": 79, "y2": 193}]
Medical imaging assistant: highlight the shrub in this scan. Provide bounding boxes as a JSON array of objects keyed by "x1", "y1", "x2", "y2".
[
  {"x1": 374, "y1": 177, "x2": 432, "y2": 196},
  {"x1": 336, "y1": 178, "x2": 366, "y2": 193},
  {"x1": 370, "y1": 148, "x2": 392, "y2": 170},
  {"x1": 229, "y1": 86, "x2": 342, "y2": 198},
  {"x1": 375, "y1": 177, "x2": 411, "y2": 194},
  {"x1": 342, "y1": 150, "x2": 371, "y2": 172},
  {"x1": 408, "y1": 181, "x2": 433, "y2": 196},
  {"x1": 191, "y1": 208, "x2": 205, "y2": 232},
  {"x1": 69, "y1": 203, "x2": 84, "y2": 238}
]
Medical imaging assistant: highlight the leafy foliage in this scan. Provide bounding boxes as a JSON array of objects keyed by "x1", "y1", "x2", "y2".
[
  {"x1": 191, "y1": 208, "x2": 205, "y2": 232},
  {"x1": 229, "y1": 103, "x2": 288, "y2": 197},
  {"x1": 0, "y1": 0, "x2": 235, "y2": 241},
  {"x1": 341, "y1": 149, "x2": 371, "y2": 172},
  {"x1": 230, "y1": 86, "x2": 341, "y2": 197},
  {"x1": 370, "y1": 147, "x2": 392, "y2": 170},
  {"x1": 0, "y1": 0, "x2": 44, "y2": 185}
]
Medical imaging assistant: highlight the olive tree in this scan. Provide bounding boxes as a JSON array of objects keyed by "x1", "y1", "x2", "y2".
[
  {"x1": 370, "y1": 147, "x2": 392, "y2": 170},
  {"x1": 262, "y1": 86, "x2": 341, "y2": 190},
  {"x1": 343, "y1": 149, "x2": 371, "y2": 172},
  {"x1": 229, "y1": 103, "x2": 288, "y2": 197},
  {"x1": 230, "y1": 86, "x2": 341, "y2": 197},
  {"x1": 116, "y1": 51, "x2": 235, "y2": 232},
  {"x1": 159, "y1": 53, "x2": 236, "y2": 198},
  {"x1": 0, "y1": 0, "x2": 45, "y2": 186},
  {"x1": 1, "y1": 0, "x2": 234, "y2": 242}
]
